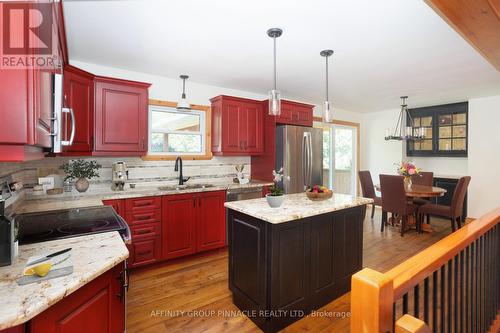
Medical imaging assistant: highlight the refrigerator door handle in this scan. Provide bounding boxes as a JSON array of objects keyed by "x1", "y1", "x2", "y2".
[{"x1": 303, "y1": 132, "x2": 312, "y2": 190}]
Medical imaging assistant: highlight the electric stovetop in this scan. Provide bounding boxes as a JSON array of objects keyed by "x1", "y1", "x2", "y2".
[{"x1": 16, "y1": 206, "x2": 129, "y2": 245}]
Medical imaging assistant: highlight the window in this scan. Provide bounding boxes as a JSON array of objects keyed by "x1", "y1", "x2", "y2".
[
  {"x1": 407, "y1": 102, "x2": 468, "y2": 157},
  {"x1": 148, "y1": 105, "x2": 206, "y2": 155}
]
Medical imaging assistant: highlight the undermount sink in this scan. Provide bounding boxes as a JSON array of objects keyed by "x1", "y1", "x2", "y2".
[{"x1": 158, "y1": 184, "x2": 215, "y2": 191}]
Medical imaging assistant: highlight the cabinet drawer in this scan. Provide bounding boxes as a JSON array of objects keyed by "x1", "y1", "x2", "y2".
[
  {"x1": 126, "y1": 209, "x2": 161, "y2": 226},
  {"x1": 125, "y1": 196, "x2": 161, "y2": 212},
  {"x1": 130, "y1": 238, "x2": 161, "y2": 267},
  {"x1": 130, "y1": 223, "x2": 161, "y2": 241}
]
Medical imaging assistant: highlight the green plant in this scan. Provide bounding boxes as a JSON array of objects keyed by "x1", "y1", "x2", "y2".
[
  {"x1": 269, "y1": 168, "x2": 284, "y2": 196},
  {"x1": 60, "y1": 159, "x2": 102, "y2": 181}
]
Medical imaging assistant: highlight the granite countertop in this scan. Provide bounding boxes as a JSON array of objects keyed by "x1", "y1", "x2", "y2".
[
  {"x1": 224, "y1": 192, "x2": 374, "y2": 224},
  {"x1": 0, "y1": 232, "x2": 128, "y2": 330},
  {"x1": 16, "y1": 180, "x2": 273, "y2": 214}
]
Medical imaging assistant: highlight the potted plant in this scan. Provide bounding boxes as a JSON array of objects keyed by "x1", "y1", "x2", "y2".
[
  {"x1": 396, "y1": 161, "x2": 421, "y2": 189},
  {"x1": 60, "y1": 159, "x2": 102, "y2": 193},
  {"x1": 266, "y1": 168, "x2": 284, "y2": 208}
]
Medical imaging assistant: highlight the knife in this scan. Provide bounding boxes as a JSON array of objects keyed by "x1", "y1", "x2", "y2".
[{"x1": 28, "y1": 248, "x2": 72, "y2": 266}]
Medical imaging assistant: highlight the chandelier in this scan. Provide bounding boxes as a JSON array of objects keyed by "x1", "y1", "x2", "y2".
[{"x1": 385, "y1": 96, "x2": 425, "y2": 141}]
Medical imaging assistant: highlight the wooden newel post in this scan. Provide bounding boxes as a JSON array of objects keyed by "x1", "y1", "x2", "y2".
[{"x1": 351, "y1": 268, "x2": 394, "y2": 333}]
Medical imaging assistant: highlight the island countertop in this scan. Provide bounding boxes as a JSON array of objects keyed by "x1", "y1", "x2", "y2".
[
  {"x1": 0, "y1": 232, "x2": 128, "y2": 330},
  {"x1": 224, "y1": 192, "x2": 373, "y2": 224}
]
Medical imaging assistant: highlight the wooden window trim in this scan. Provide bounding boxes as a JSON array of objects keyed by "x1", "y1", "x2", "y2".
[{"x1": 142, "y1": 99, "x2": 213, "y2": 161}]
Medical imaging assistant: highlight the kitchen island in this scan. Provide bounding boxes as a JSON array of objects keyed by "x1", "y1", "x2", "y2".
[{"x1": 224, "y1": 193, "x2": 373, "y2": 333}]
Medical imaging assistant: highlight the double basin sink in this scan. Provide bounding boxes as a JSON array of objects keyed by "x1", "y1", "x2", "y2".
[{"x1": 157, "y1": 183, "x2": 215, "y2": 191}]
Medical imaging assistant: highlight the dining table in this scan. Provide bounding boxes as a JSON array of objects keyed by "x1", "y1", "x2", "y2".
[{"x1": 374, "y1": 184, "x2": 447, "y2": 232}]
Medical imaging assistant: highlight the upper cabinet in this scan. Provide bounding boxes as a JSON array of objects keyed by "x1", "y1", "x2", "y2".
[
  {"x1": 94, "y1": 77, "x2": 150, "y2": 155},
  {"x1": 211, "y1": 95, "x2": 264, "y2": 156},
  {"x1": 62, "y1": 66, "x2": 95, "y2": 153},
  {"x1": 407, "y1": 102, "x2": 468, "y2": 157},
  {"x1": 275, "y1": 100, "x2": 314, "y2": 127}
]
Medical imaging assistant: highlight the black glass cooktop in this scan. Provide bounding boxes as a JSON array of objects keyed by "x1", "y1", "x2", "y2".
[{"x1": 16, "y1": 206, "x2": 128, "y2": 245}]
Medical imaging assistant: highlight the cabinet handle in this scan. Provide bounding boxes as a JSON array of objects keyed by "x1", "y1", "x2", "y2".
[
  {"x1": 135, "y1": 214, "x2": 152, "y2": 221},
  {"x1": 135, "y1": 201, "x2": 151, "y2": 207},
  {"x1": 136, "y1": 229, "x2": 151, "y2": 235},
  {"x1": 138, "y1": 250, "x2": 152, "y2": 256}
]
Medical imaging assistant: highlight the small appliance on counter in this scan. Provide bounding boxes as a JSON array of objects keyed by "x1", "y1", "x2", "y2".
[
  {"x1": 111, "y1": 161, "x2": 129, "y2": 191},
  {"x1": 0, "y1": 199, "x2": 18, "y2": 267}
]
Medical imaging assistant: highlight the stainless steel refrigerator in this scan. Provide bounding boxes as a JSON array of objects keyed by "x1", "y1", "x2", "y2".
[{"x1": 276, "y1": 125, "x2": 323, "y2": 194}]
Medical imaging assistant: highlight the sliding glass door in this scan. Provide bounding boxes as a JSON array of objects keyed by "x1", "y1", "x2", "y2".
[{"x1": 320, "y1": 124, "x2": 357, "y2": 195}]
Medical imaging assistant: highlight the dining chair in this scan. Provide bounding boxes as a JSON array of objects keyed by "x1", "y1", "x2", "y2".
[
  {"x1": 379, "y1": 174, "x2": 418, "y2": 236},
  {"x1": 411, "y1": 171, "x2": 434, "y2": 211},
  {"x1": 358, "y1": 171, "x2": 382, "y2": 219},
  {"x1": 418, "y1": 176, "x2": 471, "y2": 232}
]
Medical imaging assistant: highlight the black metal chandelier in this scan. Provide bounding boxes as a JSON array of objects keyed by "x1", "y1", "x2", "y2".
[{"x1": 385, "y1": 96, "x2": 425, "y2": 141}]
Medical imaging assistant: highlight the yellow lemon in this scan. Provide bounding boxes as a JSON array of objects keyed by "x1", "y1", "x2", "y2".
[{"x1": 24, "y1": 262, "x2": 53, "y2": 277}]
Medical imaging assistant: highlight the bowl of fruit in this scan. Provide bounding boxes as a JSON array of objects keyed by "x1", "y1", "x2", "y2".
[{"x1": 305, "y1": 185, "x2": 333, "y2": 201}]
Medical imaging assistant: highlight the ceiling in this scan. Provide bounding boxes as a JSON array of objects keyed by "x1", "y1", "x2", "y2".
[{"x1": 63, "y1": 0, "x2": 500, "y2": 112}]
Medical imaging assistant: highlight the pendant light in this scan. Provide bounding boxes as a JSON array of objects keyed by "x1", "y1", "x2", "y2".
[
  {"x1": 267, "y1": 28, "x2": 283, "y2": 116},
  {"x1": 320, "y1": 49, "x2": 334, "y2": 122},
  {"x1": 384, "y1": 96, "x2": 425, "y2": 141},
  {"x1": 176, "y1": 75, "x2": 191, "y2": 111}
]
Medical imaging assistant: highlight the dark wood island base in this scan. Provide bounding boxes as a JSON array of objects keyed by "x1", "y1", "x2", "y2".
[{"x1": 227, "y1": 205, "x2": 366, "y2": 333}]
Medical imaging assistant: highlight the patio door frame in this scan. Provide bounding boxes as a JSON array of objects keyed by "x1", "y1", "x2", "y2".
[{"x1": 313, "y1": 117, "x2": 360, "y2": 195}]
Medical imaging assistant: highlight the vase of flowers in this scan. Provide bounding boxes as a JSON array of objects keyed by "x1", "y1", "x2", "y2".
[
  {"x1": 266, "y1": 168, "x2": 284, "y2": 208},
  {"x1": 60, "y1": 159, "x2": 102, "y2": 193},
  {"x1": 396, "y1": 161, "x2": 420, "y2": 189}
]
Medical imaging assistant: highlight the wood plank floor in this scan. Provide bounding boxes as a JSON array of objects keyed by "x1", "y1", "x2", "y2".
[{"x1": 126, "y1": 209, "x2": 455, "y2": 333}]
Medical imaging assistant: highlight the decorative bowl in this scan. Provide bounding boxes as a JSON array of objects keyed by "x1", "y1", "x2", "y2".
[{"x1": 305, "y1": 189, "x2": 333, "y2": 201}]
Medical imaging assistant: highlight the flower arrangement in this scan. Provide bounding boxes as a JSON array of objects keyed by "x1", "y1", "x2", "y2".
[
  {"x1": 269, "y1": 168, "x2": 284, "y2": 196},
  {"x1": 396, "y1": 161, "x2": 421, "y2": 178}
]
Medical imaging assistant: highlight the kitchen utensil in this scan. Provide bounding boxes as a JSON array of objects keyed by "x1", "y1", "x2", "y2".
[{"x1": 28, "y1": 247, "x2": 72, "y2": 266}]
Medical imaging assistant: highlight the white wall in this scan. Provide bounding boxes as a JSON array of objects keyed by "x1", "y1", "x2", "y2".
[
  {"x1": 360, "y1": 108, "x2": 403, "y2": 183},
  {"x1": 467, "y1": 95, "x2": 500, "y2": 217}
]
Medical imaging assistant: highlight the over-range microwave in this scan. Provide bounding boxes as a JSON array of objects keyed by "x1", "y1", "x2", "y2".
[{"x1": 52, "y1": 73, "x2": 75, "y2": 153}]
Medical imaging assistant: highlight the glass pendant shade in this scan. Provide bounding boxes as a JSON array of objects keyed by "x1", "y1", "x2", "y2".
[
  {"x1": 176, "y1": 75, "x2": 191, "y2": 111},
  {"x1": 322, "y1": 100, "x2": 333, "y2": 122},
  {"x1": 268, "y1": 89, "x2": 281, "y2": 116}
]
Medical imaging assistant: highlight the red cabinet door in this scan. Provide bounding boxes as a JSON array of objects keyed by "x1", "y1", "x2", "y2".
[
  {"x1": 63, "y1": 66, "x2": 94, "y2": 153},
  {"x1": 210, "y1": 95, "x2": 264, "y2": 156},
  {"x1": 29, "y1": 263, "x2": 125, "y2": 333},
  {"x1": 222, "y1": 101, "x2": 243, "y2": 153},
  {"x1": 94, "y1": 77, "x2": 150, "y2": 154},
  {"x1": 197, "y1": 190, "x2": 226, "y2": 252},
  {"x1": 242, "y1": 102, "x2": 263, "y2": 153},
  {"x1": 275, "y1": 100, "x2": 314, "y2": 127},
  {"x1": 130, "y1": 237, "x2": 161, "y2": 268},
  {"x1": 162, "y1": 194, "x2": 197, "y2": 260}
]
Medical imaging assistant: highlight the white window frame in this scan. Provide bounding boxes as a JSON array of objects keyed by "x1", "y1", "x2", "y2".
[{"x1": 148, "y1": 105, "x2": 206, "y2": 156}]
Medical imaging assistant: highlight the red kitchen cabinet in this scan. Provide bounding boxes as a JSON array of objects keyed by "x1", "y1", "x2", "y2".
[
  {"x1": 102, "y1": 199, "x2": 125, "y2": 217},
  {"x1": 162, "y1": 190, "x2": 226, "y2": 260},
  {"x1": 275, "y1": 100, "x2": 314, "y2": 127},
  {"x1": 62, "y1": 65, "x2": 95, "y2": 153},
  {"x1": 162, "y1": 193, "x2": 197, "y2": 259},
  {"x1": 197, "y1": 190, "x2": 226, "y2": 252},
  {"x1": 29, "y1": 262, "x2": 125, "y2": 333},
  {"x1": 94, "y1": 77, "x2": 150, "y2": 155},
  {"x1": 210, "y1": 95, "x2": 264, "y2": 156}
]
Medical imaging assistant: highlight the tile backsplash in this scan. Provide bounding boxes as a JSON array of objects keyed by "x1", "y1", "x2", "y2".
[{"x1": 1, "y1": 156, "x2": 251, "y2": 186}]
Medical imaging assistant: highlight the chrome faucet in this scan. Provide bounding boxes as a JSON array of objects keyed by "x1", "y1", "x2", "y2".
[{"x1": 174, "y1": 157, "x2": 190, "y2": 185}]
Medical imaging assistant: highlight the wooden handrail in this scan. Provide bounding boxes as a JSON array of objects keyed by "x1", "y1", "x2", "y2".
[
  {"x1": 395, "y1": 315, "x2": 431, "y2": 333},
  {"x1": 386, "y1": 206, "x2": 500, "y2": 299},
  {"x1": 351, "y1": 206, "x2": 500, "y2": 333}
]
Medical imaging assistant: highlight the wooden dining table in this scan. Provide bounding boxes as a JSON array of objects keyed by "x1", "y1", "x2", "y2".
[
  {"x1": 374, "y1": 184, "x2": 447, "y2": 233},
  {"x1": 374, "y1": 184, "x2": 447, "y2": 198}
]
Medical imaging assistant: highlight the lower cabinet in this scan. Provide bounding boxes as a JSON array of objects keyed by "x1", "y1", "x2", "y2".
[
  {"x1": 29, "y1": 262, "x2": 125, "y2": 333},
  {"x1": 103, "y1": 190, "x2": 227, "y2": 268},
  {"x1": 162, "y1": 190, "x2": 226, "y2": 260}
]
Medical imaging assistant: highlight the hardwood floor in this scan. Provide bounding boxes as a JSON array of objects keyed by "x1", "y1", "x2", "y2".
[{"x1": 126, "y1": 208, "x2": 454, "y2": 333}]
